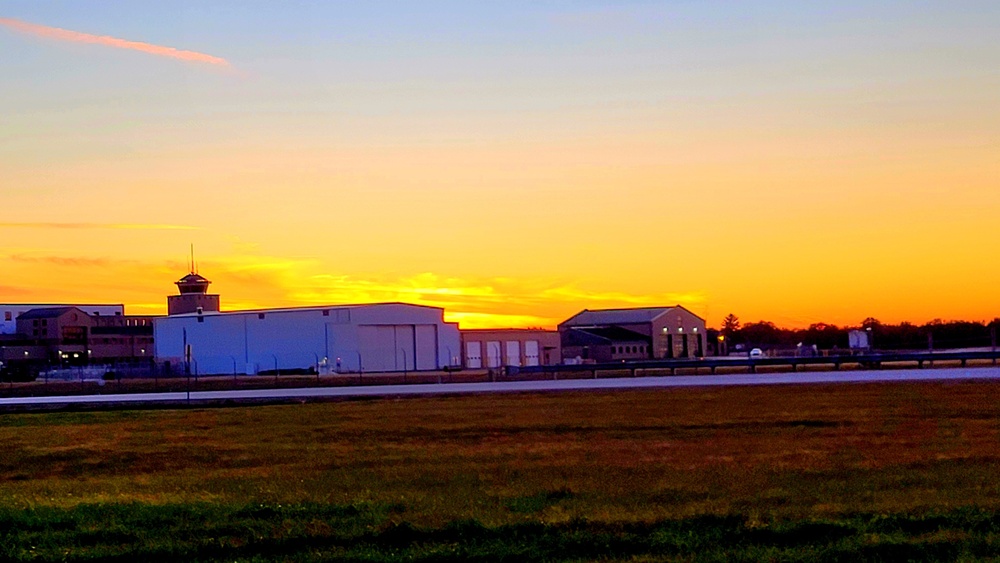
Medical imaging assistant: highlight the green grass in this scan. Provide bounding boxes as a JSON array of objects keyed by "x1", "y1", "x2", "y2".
[
  {"x1": 3, "y1": 381, "x2": 1000, "y2": 560},
  {"x1": 3, "y1": 503, "x2": 1000, "y2": 561}
]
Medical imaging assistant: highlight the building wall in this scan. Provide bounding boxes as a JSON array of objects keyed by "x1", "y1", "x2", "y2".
[
  {"x1": 650, "y1": 307, "x2": 707, "y2": 359},
  {"x1": 460, "y1": 329, "x2": 560, "y2": 368},
  {"x1": 560, "y1": 331, "x2": 649, "y2": 364},
  {"x1": 167, "y1": 293, "x2": 220, "y2": 315},
  {"x1": 153, "y1": 303, "x2": 460, "y2": 375},
  {"x1": 0, "y1": 304, "x2": 123, "y2": 335},
  {"x1": 558, "y1": 306, "x2": 708, "y2": 362},
  {"x1": 609, "y1": 341, "x2": 652, "y2": 361},
  {"x1": 1, "y1": 308, "x2": 153, "y2": 371}
]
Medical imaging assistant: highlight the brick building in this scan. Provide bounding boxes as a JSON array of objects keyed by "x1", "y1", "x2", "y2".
[
  {"x1": 0, "y1": 306, "x2": 154, "y2": 378},
  {"x1": 558, "y1": 306, "x2": 707, "y2": 363}
]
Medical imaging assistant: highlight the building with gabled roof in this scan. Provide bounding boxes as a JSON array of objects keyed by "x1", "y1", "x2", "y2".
[
  {"x1": 558, "y1": 305, "x2": 706, "y2": 362},
  {"x1": 0, "y1": 303, "x2": 124, "y2": 335},
  {"x1": 0, "y1": 306, "x2": 154, "y2": 378}
]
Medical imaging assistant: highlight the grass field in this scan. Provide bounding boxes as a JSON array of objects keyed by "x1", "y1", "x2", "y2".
[{"x1": 2, "y1": 381, "x2": 1000, "y2": 561}]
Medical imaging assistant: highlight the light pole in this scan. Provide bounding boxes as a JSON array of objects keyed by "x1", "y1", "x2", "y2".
[
  {"x1": 272, "y1": 354, "x2": 279, "y2": 384},
  {"x1": 992, "y1": 326, "x2": 997, "y2": 365},
  {"x1": 230, "y1": 356, "x2": 238, "y2": 381},
  {"x1": 400, "y1": 348, "x2": 407, "y2": 382},
  {"x1": 442, "y1": 346, "x2": 453, "y2": 384},
  {"x1": 313, "y1": 352, "x2": 319, "y2": 381},
  {"x1": 356, "y1": 351, "x2": 363, "y2": 384}
]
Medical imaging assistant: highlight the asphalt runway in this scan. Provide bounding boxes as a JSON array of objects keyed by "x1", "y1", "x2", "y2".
[{"x1": 2, "y1": 366, "x2": 999, "y2": 408}]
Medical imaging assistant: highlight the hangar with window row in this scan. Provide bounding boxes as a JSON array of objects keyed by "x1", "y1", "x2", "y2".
[{"x1": 558, "y1": 306, "x2": 707, "y2": 363}]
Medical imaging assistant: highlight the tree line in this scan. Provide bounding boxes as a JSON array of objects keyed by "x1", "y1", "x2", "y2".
[{"x1": 714, "y1": 314, "x2": 1000, "y2": 352}]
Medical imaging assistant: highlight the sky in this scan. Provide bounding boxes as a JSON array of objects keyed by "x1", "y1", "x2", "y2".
[{"x1": 1, "y1": 1, "x2": 998, "y2": 329}]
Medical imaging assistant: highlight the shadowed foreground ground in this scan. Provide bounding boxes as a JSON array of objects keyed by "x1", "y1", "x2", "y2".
[{"x1": 2, "y1": 381, "x2": 1000, "y2": 561}]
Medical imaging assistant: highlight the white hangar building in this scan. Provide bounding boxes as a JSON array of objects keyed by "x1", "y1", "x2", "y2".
[
  {"x1": 153, "y1": 269, "x2": 460, "y2": 375},
  {"x1": 154, "y1": 303, "x2": 462, "y2": 375}
]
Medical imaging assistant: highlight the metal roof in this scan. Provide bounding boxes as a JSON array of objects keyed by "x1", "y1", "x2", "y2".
[
  {"x1": 176, "y1": 273, "x2": 211, "y2": 284},
  {"x1": 16, "y1": 307, "x2": 82, "y2": 320},
  {"x1": 560, "y1": 307, "x2": 677, "y2": 327},
  {"x1": 162, "y1": 301, "x2": 445, "y2": 318}
]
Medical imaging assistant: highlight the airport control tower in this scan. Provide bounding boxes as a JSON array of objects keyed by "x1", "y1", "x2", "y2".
[{"x1": 167, "y1": 250, "x2": 220, "y2": 315}]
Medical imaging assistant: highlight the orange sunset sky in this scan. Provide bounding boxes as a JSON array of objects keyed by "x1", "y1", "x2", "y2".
[{"x1": 1, "y1": 3, "x2": 998, "y2": 329}]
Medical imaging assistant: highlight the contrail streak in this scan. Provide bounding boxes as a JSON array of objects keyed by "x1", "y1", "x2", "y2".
[
  {"x1": 0, "y1": 17, "x2": 230, "y2": 67},
  {"x1": 0, "y1": 222, "x2": 200, "y2": 230}
]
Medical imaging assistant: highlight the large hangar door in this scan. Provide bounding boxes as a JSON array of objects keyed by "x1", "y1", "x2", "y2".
[
  {"x1": 358, "y1": 325, "x2": 395, "y2": 372},
  {"x1": 360, "y1": 325, "x2": 417, "y2": 372},
  {"x1": 394, "y1": 325, "x2": 415, "y2": 371},
  {"x1": 415, "y1": 325, "x2": 437, "y2": 370}
]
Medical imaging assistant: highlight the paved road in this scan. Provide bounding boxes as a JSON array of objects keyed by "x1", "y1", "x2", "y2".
[{"x1": 2, "y1": 366, "x2": 999, "y2": 408}]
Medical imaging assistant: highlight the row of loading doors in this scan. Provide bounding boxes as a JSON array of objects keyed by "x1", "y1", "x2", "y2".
[{"x1": 465, "y1": 340, "x2": 539, "y2": 368}]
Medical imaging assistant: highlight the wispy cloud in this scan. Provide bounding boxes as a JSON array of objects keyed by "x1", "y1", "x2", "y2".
[
  {"x1": 7, "y1": 254, "x2": 120, "y2": 268},
  {"x1": 0, "y1": 17, "x2": 230, "y2": 67},
  {"x1": 443, "y1": 311, "x2": 555, "y2": 330},
  {"x1": 0, "y1": 284, "x2": 31, "y2": 296},
  {"x1": 539, "y1": 287, "x2": 706, "y2": 307},
  {"x1": 0, "y1": 222, "x2": 200, "y2": 230},
  {"x1": 0, "y1": 249, "x2": 710, "y2": 328}
]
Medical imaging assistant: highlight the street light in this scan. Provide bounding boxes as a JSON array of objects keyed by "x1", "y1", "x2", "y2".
[
  {"x1": 356, "y1": 351, "x2": 363, "y2": 384},
  {"x1": 443, "y1": 345, "x2": 453, "y2": 384},
  {"x1": 399, "y1": 348, "x2": 407, "y2": 382}
]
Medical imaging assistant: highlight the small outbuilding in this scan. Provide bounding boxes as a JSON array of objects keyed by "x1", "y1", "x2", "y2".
[{"x1": 459, "y1": 328, "x2": 560, "y2": 369}]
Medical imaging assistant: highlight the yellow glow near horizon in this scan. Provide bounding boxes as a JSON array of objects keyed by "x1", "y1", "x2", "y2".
[{"x1": 2, "y1": 6, "x2": 999, "y2": 329}]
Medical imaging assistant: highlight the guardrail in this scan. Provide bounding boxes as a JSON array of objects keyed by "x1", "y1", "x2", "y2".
[{"x1": 510, "y1": 350, "x2": 1000, "y2": 378}]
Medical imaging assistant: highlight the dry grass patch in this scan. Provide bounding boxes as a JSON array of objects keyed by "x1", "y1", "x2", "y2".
[
  {"x1": 1, "y1": 381, "x2": 999, "y2": 519},
  {"x1": 2, "y1": 381, "x2": 1000, "y2": 559}
]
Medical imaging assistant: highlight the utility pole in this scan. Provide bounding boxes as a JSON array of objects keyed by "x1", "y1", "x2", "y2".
[{"x1": 992, "y1": 326, "x2": 997, "y2": 365}]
